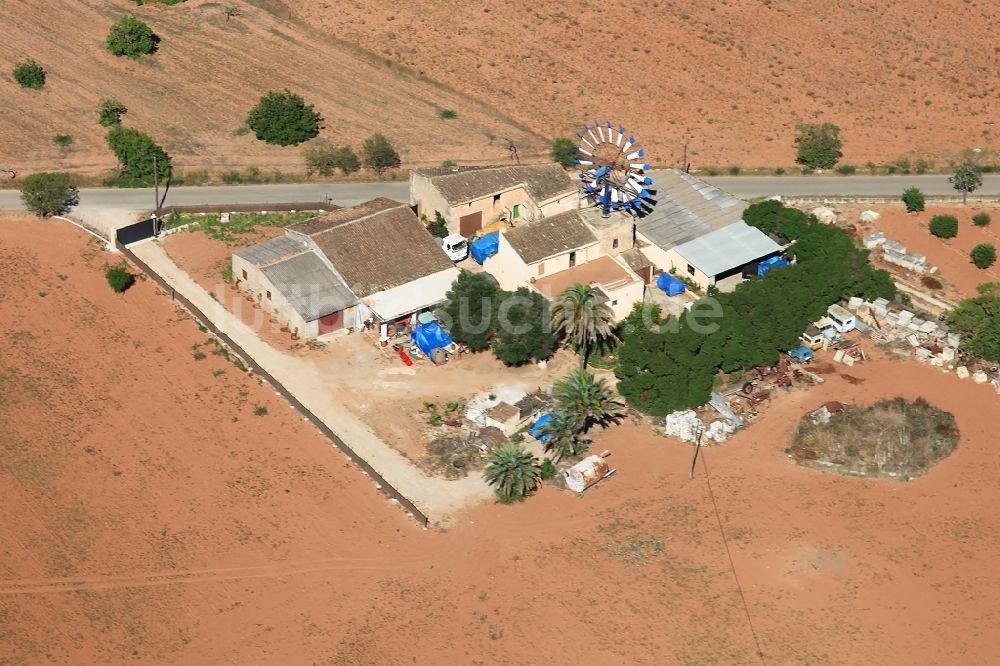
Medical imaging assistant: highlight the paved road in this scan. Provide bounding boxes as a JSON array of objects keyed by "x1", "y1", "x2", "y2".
[{"x1": 0, "y1": 173, "x2": 995, "y2": 215}]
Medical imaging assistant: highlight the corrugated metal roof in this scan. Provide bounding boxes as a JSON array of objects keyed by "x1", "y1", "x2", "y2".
[
  {"x1": 672, "y1": 221, "x2": 782, "y2": 277},
  {"x1": 638, "y1": 170, "x2": 748, "y2": 250},
  {"x1": 260, "y1": 251, "x2": 357, "y2": 321},
  {"x1": 414, "y1": 164, "x2": 576, "y2": 206},
  {"x1": 503, "y1": 210, "x2": 598, "y2": 264},
  {"x1": 233, "y1": 235, "x2": 308, "y2": 267}
]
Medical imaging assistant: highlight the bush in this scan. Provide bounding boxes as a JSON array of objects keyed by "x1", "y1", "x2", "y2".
[
  {"x1": 52, "y1": 134, "x2": 73, "y2": 149},
  {"x1": 303, "y1": 140, "x2": 360, "y2": 176},
  {"x1": 13, "y1": 59, "x2": 45, "y2": 89},
  {"x1": 360, "y1": 133, "x2": 401, "y2": 174},
  {"x1": 551, "y1": 137, "x2": 575, "y2": 168},
  {"x1": 794, "y1": 122, "x2": 843, "y2": 169},
  {"x1": 106, "y1": 126, "x2": 171, "y2": 187},
  {"x1": 971, "y1": 243, "x2": 996, "y2": 269},
  {"x1": 105, "y1": 263, "x2": 134, "y2": 293},
  {"x1": 901, "y1": 187, "x2": 925, "y2": 213},
  {"x1": 949, "y1": 283, "x2": 1000, "y2": 361},
  {"x1": 98, "y1": 98, "x2": 127, "y2": 127},
  {"x1": 540, "y1": 457, "x2": 556, "y2": 480},
  {"x1": 928, "y1": 214, "x2": 958, "y2": 239},
  {"x1": 773, "y1": 167, "x2": 786, "y2": 175},
  {"x1": 973, "y1": 212, "x2": 991, "y2": 227},
  {"x1": 246, "y1": 90, "x2": 322, "y2": 146},
  {"x1": 834, "y1": 163, "x2": 856, "y2": 175},
  {"x1": 727, "y1": 165, "x2": 741, "y2": 175},
  {"x1": 106, "y1": 16, "x2": 159, "y2": 58},
  {"x1": 20, "y1": 172, "x2": 79, "y2": 217},
  {"x1": 438, "y1": 109, "x2": 457, "y2": 120}
]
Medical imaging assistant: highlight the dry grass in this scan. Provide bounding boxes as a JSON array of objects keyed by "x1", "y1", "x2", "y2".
[{"x1": 789, "y1": 398, "x2": 959, "y2": 480}]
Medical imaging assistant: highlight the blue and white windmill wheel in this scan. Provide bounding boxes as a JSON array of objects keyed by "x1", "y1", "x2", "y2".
[{"x1": 574, "y1": 121, "x2": 654, "y2": 218}]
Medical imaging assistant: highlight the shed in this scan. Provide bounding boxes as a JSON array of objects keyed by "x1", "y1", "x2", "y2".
[
  {"x1": 563, "y1": 455, "x2": 612, "y2": 493},
  {"x1": 485, "y1": 402, "x2": 521, "y2": 436}
]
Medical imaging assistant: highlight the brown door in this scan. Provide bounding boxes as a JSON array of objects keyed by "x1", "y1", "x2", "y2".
[
  {"x1": 459, "y1": 211, "x2": 483, "y2": 238},
  {"x1": 317, "y1": 310, "x2": 344, "y2": 335}
]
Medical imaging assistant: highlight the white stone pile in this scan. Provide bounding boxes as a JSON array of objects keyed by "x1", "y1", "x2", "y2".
[
  {"x1": 664, "y1": 410, "x2": 737, "y2": 444},
  {"x1": 861, "y1": 232, "x2": 935, "y2": 274}
]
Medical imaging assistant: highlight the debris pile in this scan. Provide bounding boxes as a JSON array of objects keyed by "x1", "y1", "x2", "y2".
[{"x1": 862, "y1": 232, "x2": 936, "y2": 274}]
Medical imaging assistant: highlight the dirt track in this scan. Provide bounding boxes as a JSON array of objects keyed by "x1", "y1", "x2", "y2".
[{"x1": 4, "y1": 216, "x2": 1000, "y2": 663}]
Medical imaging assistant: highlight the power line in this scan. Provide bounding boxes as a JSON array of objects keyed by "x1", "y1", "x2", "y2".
[{"x1": 700, "y1": 451, "x2": 767, "y2": 666}]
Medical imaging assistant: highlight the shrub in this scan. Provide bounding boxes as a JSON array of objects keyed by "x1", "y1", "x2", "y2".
[
  {"x1": 438, "y1": 109, "x2": 457, "y2": 120},
  {"x1": 551, "y1": 137, "x2": 575, "y2": 168},
  {"x1": 928, "y1": 214, "x2": 958, "y2": 239},
  {"x1": 794, "y1": 122, "x2": 843, "y2": 169},
  {"x1": 727, "y1": 165, "x2": 741, "y2": 175},
  {"x1": 253, "y1": 405, "x2": 268, "y2": 416},
  {"x1": 106, "y1": 126, "x2": 171, "y2": 187},
  {"x1": 98, "y1": 98, "x2": 127, "y2": 127},
  {"x1": 13, "y1": 59, "x2": 45, "y2": 89},
  {"x1": 303, "y1": 140, "x2": 359, "y2": 176},
  {"x1": 360, "y1": 133, "x2": 401, "y2": 174},
  {"x1": 20, "y1": 172, "x2": 79, "y2": 217},
  {"x1": 901, "y1": 187, "x2": 925, "y2": 213},
  {"x1": 52, "y1": 134, "x2": 73, "y2": 149},
  {"x1": 971, "y1": 243, "x2": 996, "y2": 269},
  {"x1": 834, "y1": 163, "x2": 856, "y2": 175},
  {"x1": 540, "y1": 457, "x2": 556, "y2": 480},
  {"x1": 105, "y1": 263, "x2": 134, "y2": 293},
  {"x1": 246, "y1": 90, "x2": 322, "y2": 146},
  {"x1": 972, "y1": 212, "x2": 991, "y2": 227},
  {"x1": 106, "y1": 16, "x2": 159, "y2": 58},
  {"x1": 773, "y1": 167, "x2": 786, "y2": 175}
]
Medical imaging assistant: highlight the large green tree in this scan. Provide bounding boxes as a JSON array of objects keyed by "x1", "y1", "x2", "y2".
[
  {"x1": 948, "y1": 283, "x2": 1000, "y2": 362},
  {"x1": 106, "y1": 16, "x2": 158, "y2": 58},
  {"x1": 437, "y1": 271, "x2": 500, "y2": 351},
  {"x1": 949, "y1": 163, "x2": 983, "y2": 205},
  {"x1": 247, "y1": 90, "x2": 322, "y2": 146},
  {"x1": 482, "y1": 442, "x2": 541, "y2": 503},
  {"x1": 361, "y1": 133, "x2": 401, "y2": 174},
  {"x1": 551, "y1": 283, "x2": 617, "y2": 368},
  {"x1": 20, "y1": 172, "x2": 79, "y2": 217},
  {"x1": 492, "y1": 287, "x2": 557, "y2": 365},
  {"x1": 794, "y1": 122, "x2": 843, "y2": 169},
  {"x1": 106, "y1": 126, "x2": 171, "y2": 187}
]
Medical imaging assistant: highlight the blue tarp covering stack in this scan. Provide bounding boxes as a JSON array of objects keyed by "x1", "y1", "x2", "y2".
[
  {"x1": 758, "y1": 256, "x2": 789, "y2": 276},
  {"x1": 530, "y1": 413, "x2": 552, "y2": 441},
  {"x1": 656, "y1": 272, "x2": 686, "y2": 296},
  {"x1": 411, "y1": 322, "x2": 454, "y2": 359},
  {"x1": 470, "y1": 231, "x2": 500, "y2": 264}
]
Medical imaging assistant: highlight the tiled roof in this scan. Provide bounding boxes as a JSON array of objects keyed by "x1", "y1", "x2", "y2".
[
  {"x1": 307, "y1": 199, "x2": 454, "y2": 297},
  {"x1": 260, "y1": 251, "x2": 357, "y2": 321},
  {"x1": 414, "y1": 164, "x2": 576, "y2": 206},
  {"x1": 503, "y1": 210, "x2": 598, "y2": 265},
  {"x1": 233, "y1": 235, "x2": 307, "y2": 267},
  {"x1": 638, "y1": 170, "x2": 748, "y2": 250}
]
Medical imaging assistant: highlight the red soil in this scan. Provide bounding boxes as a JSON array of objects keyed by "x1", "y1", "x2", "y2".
[
  {"x1": 4, "y1": 217, "x2": 1000, "y2": 663},
  {"x1": 860, "y1": 204, "x2": 1000, "y2": 298}
]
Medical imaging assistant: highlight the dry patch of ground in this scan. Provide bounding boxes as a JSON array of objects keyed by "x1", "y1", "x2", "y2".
[{"x1": 4, "y1": 216, "x2": 1000, "y2": 663}]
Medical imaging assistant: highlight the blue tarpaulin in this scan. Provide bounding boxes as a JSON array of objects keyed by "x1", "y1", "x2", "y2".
[
  {"x1": 411, "y1": 321, "x2": 454, "y2": 359},
  {"x1": 470, "y1": 231, "x2": 500, "y2": 264},
  {"x1": 530, "y1": 413, "x2": 552, "y2": 441},
  {"x1": 758, "y1": 256, "x2": 789, "y2": 276},
  {"x1": 656, "y1": 272, "x2": 686, "y2": 296}
]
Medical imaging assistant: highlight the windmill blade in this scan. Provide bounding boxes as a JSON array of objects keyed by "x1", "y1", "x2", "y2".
[
  {"x1": 626, "y1": 148, "x2": 645, "y2": 160},
  {"x1": 623, "y1": 136, "x2": 635, "y2": 152},
  {"x1": 587, "y1": 126, "x2": 599, "y2": 145},
  {"x1": 575, "y1": 159, "x2": 594, "y2": 166},
  {"x1": 616, "y1": 125, "x2": 625, "y2": 147},
  {"x1": 596, "y1": 122, "x2": 605, "y2": 143},
  {"x1": 630, "y1": 162, "x2": 651, "y2": 171},
  {"x1": 574, "y1": 144, "x2": 593, "y2": 157},
  {"x1": 575, "y1": 131, "x2": 595, "y2": 149}
]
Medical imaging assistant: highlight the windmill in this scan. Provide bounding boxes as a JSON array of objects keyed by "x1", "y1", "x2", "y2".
[{"x1": 574, "y1": 121, "x2": 654, "y2": 218}]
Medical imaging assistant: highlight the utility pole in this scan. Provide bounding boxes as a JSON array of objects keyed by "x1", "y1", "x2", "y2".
[
  {"x1": 505, "y1": 138, "x2": 520, "y2": 165},
  {"x1": 688, "y1": 420, "x2": 704, "y2": 480},
  {"x1": 153, "y1": 153, "x2": 160, "y2": 211}
]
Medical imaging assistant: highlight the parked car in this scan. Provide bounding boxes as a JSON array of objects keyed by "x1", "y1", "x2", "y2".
[{"x1": 786, "y1": 345, "x2": 814, "y2": 363}]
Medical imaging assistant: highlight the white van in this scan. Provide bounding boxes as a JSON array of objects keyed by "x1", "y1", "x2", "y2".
[{"x1": 437, "y1": 234, "x2": 469, "y2": 262}]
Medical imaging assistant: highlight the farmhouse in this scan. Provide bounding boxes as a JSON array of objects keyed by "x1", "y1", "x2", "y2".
[
  {"x1": 234, "y1": 199, "x2": 459, "y2": 339},
  {"x1": 486, "y1": 210, "x2": 644, "y2": 321},
  {"x1": 410, "y1": 164, "x2": 578, "y2": 238},
  {"x1": 636, "y1": 170, "x2": 782, "y2": 291}
]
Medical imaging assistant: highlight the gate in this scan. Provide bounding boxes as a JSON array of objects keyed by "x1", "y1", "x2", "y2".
[{"x1": 115, "y1": 217, "x2": 158, "y2": 245}]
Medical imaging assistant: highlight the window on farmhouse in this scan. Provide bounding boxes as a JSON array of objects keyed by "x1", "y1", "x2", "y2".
[
  {"x1": 538, "y1": 262, "x2": 545, "y2": 276},
  {"x1": 612, "y1": 237, "x2": 619, "y2": 249},
  {"x1": 242, "y1": 269, "x2": 248, "y2": 280},
  {"x1": 266, "y1": 291, "x2": 272, "y2": 301},
  {"x1": 493, "y1": 193, "x2": 501, "y2": 205},
  {"x1": 687, "y1": 264, "x2": 696, "y2": 276}
]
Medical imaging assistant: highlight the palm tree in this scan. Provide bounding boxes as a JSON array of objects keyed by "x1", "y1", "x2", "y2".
[
  {"x1": 550, "y1": 283, "x2": 617, "y2": 368},
  {"x1": 482, "y1": 442, "x2": 541, "y2": 503},
  {"x1": 535, "y1": 409, "x2": 586, "y2": 462},
  {"x1": 554, "y1": 369, "x2": 625, "y2": 433}
]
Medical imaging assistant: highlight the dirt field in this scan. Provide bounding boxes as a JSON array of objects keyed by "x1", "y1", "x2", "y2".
[
  {"x1": 3, "y1": 1, "x2": 996, "y2": 177},
  {"x1": 295, "y1": 0, "x2": 999, "y2": 169},
  {"x1": 845, "y1": 203, "x2": 1000, "y2": 299},
  {"x1": 0, "y1": 0, "x2": 545, "y2": 175},
  {"x1": 5, "y1": 217, "x2": 1000, "y2": 663}
]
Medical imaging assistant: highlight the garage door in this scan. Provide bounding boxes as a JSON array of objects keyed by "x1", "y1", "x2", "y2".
[
  {"x1": 317, "y1": 310, "x2": 344, "y2": 335},
  {"x1": 459, "y1": 211, "x2": 483, "y2": 238}
]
